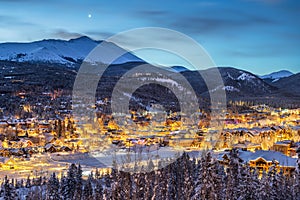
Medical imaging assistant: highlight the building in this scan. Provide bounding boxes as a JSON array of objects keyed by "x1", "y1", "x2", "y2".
[
  {"x1": 217, "y1": 150, "x2": 297, "y2": 174},
  {"x1": 233, "y1": 141, "x2": 262, "y2": 152},
  {"x1": 272, "y1": 140, "x2": 300, "y2": 157}
]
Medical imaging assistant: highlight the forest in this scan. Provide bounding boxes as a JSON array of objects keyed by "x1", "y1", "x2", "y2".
[{"x1": 1, "y1": 149, "x2": 300, "y2": 200}]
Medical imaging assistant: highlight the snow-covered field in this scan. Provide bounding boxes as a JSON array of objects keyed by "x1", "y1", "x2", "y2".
[{"x1": 51, "y1": 147, "x2": 187, "y2": 172}]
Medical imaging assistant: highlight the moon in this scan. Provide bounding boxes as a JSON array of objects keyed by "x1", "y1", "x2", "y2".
[{"x1": 88, "y1": 14, "x2": 92, "y2": 18}]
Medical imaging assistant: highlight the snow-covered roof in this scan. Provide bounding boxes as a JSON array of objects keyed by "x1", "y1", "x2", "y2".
[
  {"x1": 274, "y1": 140, "x2": 292, "y2": 145},
  {"x1": 0, "y1": 156, "x2": 10, "y2": 163},
  {"x1": 233, "y1": 142, "x2": 261, "y2": 148},
  {"x1": 245, "y1": 150, "x2": 296, "y2": 167},
  {"x1": 291, "y1": 126, "x2": 300, "y2": 131},
  {"x1": 217, "y1": 150, "x2": 297, "y2": 167}
]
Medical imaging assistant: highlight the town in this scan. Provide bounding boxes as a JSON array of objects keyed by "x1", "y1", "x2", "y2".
[{"x1": 0, "y1": 90, "x2": 299, "y2": 178}]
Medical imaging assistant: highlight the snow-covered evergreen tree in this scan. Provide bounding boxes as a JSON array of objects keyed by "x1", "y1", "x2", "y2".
[
  {"x1": 1, "y1": 153, "x2": 300, "y2": 199},
  {"x1": 74, "y1": 164, "x2": 83, "y2": 199},
  {"x1": 135, "y1": 171, "x2": 146, "y2": 199},
  {"x1": 62, "y1": 163, "x2": 77, "y2": 199},
  {"x1": 295, "y1": 147, "x2": 300, "y2": 198},
  {"x1": 60, "y1": 175, "x2": 68, "y2": 199},
  {"x1": 193, "y1": 152, "x2": 222, "y2": 200},
  {"x1": 267, "y1": 159, "x2": 281, "y2": 198},
  {"x1": 25, "y1": 176, "x2": 31, "y2": 188},
  {"x1": 46, "y1": 173, "x2": 60, "y2": 200},
  {"x1": 224, "y1": 149, "x2": 242, "y2": 200},
  {"x1": 83, "y1": 174, "x2": 93, "y2": 200},
  {"x1": 259, "y1": 170, "x2": 272, "y2": 199},
  {"x1": 119, "y1": 171, "x2": 132, "y2": 200},
  {"x1": 94, "y1": 179, "x2": 103, "y2": 200},
  {"x1": 1, "y1": 176, "x2": 19, "y2": 200}
]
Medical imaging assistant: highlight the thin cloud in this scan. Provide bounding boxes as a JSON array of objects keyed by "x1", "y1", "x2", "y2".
[
  {"x1": 226, "y1": 44, "x2": 288, "y2": 58},
  {"x1": 0, "y1": 15, "x2": 37, "y2": 27},
  {"x1": 84, "y1": 31, "x2": 115, "y2": 39},
  {"x1": 244, "y1": 0, "x2": 283, "y2": 5},
  {"x1": 137, "y1": 10, "x2": 169, "y2": 17},
  {"x1": 52, "y1": 29, "x2": 83, "y2": 39},
  {"x1": 167, "y1": 9, "x2": 277, "y2": 35},
  {"x1": 133, "y1": 7, "x2": 276, "y2": 36}
]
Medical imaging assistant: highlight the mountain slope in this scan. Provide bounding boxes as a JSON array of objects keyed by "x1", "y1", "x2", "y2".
[
  {"x1": 272, "y1": 73, "x2": 300, "y2": 97},
  {"x1": 0, "y1": 36, "x2": 144, "y2": 65},
  {"x1": 1, "y1": 60, "x2": 299, "y2": 111},
  {"x1": 260, "y1": 70, "x2": 294, "y2": 83},
  {"x1": 181, "y1": 67, "x2": 277, "y2": 99}
]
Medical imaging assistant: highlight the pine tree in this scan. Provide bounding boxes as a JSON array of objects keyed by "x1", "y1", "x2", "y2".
[
  {"x1": 111, "y1": 170, "x2": 121, "y2": 200},
  {"x1": 135, "y1": 171, "x2": 146, "y2": 199},
  {"x1": 25, "y1": 176, "x2": 31, "y2": 188},
  {"x1": 46, "y1": 173, "x2": 60, "y2": 200},
  {"x1": 74, "y1": 164, "x2": 83, "y2": 199},
  {"x1": 95, "y1": 168, "x2": 101, "y2": 180},
  {"x1": 238, "y1": 164, "x2": 260, "y2": 200},
  {"x1": 295, "y1": 147, "x2": 300, "y2": 198},
  {"x1": 181, "y1": 153, "x2": 194, "y2": 199},
  {"x1": 83, "y1": 174, "x2": 93, "y2": 200},
  {"x1": 94, "y1": 179, "x2": 103, "y2": 200},
  {"x1": 224, "y1": 149, "x2": 242, "y2": 200},
  {"x1": 1, "y1": 176, "x2": 18, "y2": 200},
  {"x1": 119, "y1": 171, "x2": 132, "y2": 200},
  {"x1": 62, "y1": 163, "x2": 77, "y2": 200},
  {"x1": 259, "y1": 170, "x2": 272, "y2": 199},
  {"x1": 268, "y1": 160, "x2": 281, "y2": 198},
  {"x1": 103, "y1": 188, "x2": 111, "y2": 200},
  {"x1": 193, "y1": 152, "x2": 222, "y2": 200},
  {"x1": 60, "y1": 175, "x2": 68, "y2": 199},
  {"x1": 249, "y1": 168, "x2": 260, "y2": 199},
  {"x1": 166, "y1": 164, "x2": 176, "y2": 200}
]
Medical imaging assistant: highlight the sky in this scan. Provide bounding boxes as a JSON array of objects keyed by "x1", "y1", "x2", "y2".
[{"x1": 0, "y1": 0, "x2": 299, "y2": 75}]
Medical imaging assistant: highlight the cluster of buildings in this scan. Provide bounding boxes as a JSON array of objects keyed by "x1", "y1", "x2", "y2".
[
  {"x1": 0, "y1": 116, "x2": 84, "y2": 169},
  {"x1": 215, "y1": 106, "x2": 300, "y2": 173},
  {"x1": 87, "y1": 105, "x2": 300, "y2": 173},
  {"x1": 0, "y1": 98, "x2": 299, "y2": 175}
]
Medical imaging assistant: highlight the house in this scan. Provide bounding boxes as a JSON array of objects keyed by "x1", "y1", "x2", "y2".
[
  {"x1": 233, "y1": 141, "x2": 261, "y2": 152},
  {"x1": 38, "y1": 121, "x2": 50, "y2": 129},
  {"x1": 45, "y1": 143, "x2": 57, "y2": 153},
  {"x1": 0, "y1": 157, "x2": 16, "y2": 169},
  {"x1": 217, "y1": 150, "x2": 297, "y2": 174},
  {"x1": 169, "y1": 138, "x2": 195, "y2": 147},
  {"x1": 18, "y1": 139, "x2": 33, "y2": 148},
  {"x1": 272, "y1": 140, "x2": 291, "y2": 155},
  {"x1": 247, "y1": 150, "x2": 296, "y2": 174},
  {"x1": 271, "y1": 140, "x2": 300, "y2": 156},
  {"x1": 60, "y1": 146, "x2": 72, "y2": 152}
]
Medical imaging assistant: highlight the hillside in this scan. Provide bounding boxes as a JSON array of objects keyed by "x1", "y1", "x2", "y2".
[{"x1": 0, "y1": 36, "x2": 144, "y2": 65}]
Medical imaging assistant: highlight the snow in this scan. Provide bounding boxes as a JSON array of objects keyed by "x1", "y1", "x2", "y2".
[
  {"x1": 237, "y1": 72, "x2": 255, "y2": 81},
  {"x1": 210, "y1": 85, "x2": 240, "y2": 92},
  {"x1": 249, "y1": 150, "x2": 297, "y2": 167},
  {"x1": 222, "y1": 86, "x2": 240, "y2": 92},
  {"x1": 0, "y1": 36, "x2": 144, "y2": 65},
  {"x1": 218, "y1": 150, "x2": 297, "y2": 167},
  {"x1": 260, "y1": 70, "x2": 293, "y2": 81},
  {"x1": 227, "y1": 72, "x2": 235, "y2": 80}
]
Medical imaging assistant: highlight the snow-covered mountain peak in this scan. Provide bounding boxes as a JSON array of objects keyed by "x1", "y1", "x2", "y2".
[
  {"x1": 260, "y1": 70, "x2": 294, "y2": 82},
  {"x1": 69, "y1": 36, "x2": 94, "y2": 42},
  {"x1": 0, "y1": 36, "x2": 144, "y2": 65}
]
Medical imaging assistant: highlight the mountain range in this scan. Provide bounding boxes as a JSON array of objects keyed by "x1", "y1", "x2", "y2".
[
  {"x1": 0, "y1": 36, "x2": 143, "y2": 65},
  {"x1": 0, "y1": 36, "x2": 299, "y2": 108},
  {"x1": 260, "y1": 70, "x2": 294, "y2": 83}
]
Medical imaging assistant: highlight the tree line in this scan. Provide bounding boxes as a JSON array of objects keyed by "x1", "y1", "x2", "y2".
[{"x1": 1, "y1": 149, "x2": 300, "y2": 199}]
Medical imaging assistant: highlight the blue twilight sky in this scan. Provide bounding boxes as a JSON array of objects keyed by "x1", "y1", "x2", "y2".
[{"x1": 0, "y1": 0, "x2": 299, "y2": 75}]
